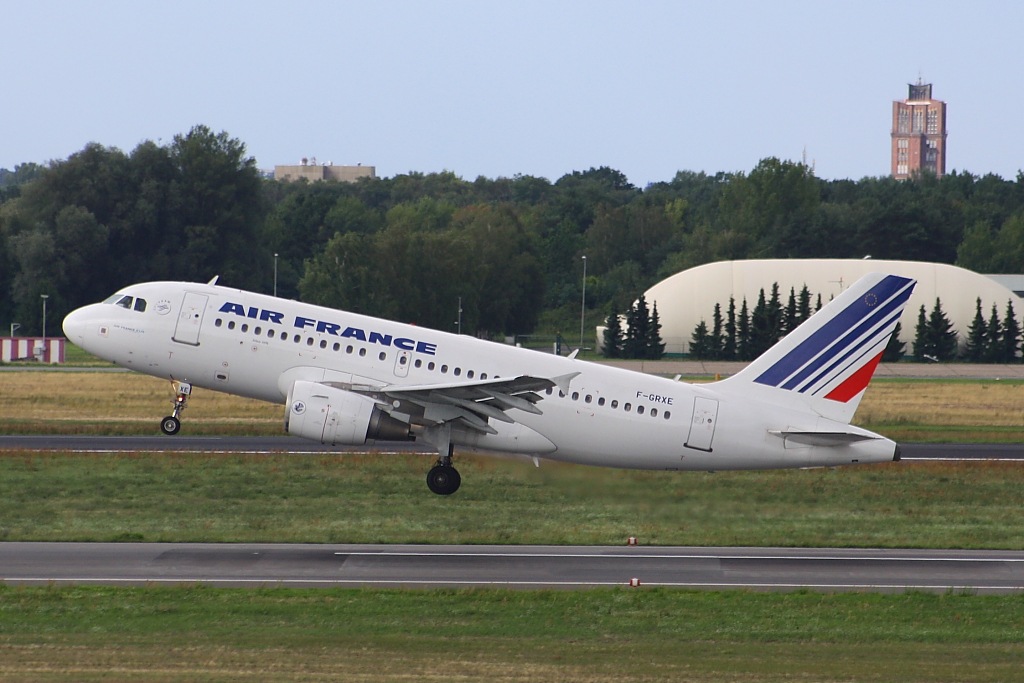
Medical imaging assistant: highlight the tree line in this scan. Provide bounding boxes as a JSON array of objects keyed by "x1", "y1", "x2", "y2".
[
  {"x1": 687, "y1": 287, "x2": 1022, "y2": 363},
  {"x1": 3, "y1": 126, "x2": 1024, "y2": 341}
]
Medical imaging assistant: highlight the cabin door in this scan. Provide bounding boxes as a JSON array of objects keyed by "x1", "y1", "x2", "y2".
[
  {"x1": 685, "y1": 397, "x2": 719, "y2": 452},
  {"x1": 172, "y1": 293, "x2": 208, "y2": 346}
]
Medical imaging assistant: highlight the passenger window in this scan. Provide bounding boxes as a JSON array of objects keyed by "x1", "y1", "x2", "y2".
[
  {"x1": 359, "y1": 348, "x2": 366, "y2": 357},
  {"x1": 134, "y1": 298, "x2": 147, "y2": 312},
  {"x1": 346, "y1": 345, "x2": 353, "y2": 354},
  {"x1": 650, "y1": 408, "x2": 657, "y2": 417},
  {"x1": 624, "y1": 403, "x2": 632, "y2": 412},
  {"x1": 480, "y1": 373, "x2": 487, "y2": 379},
  {"x1": 428, "y1": 362, "x2": 435, "y2": 371},
  {"x1": 585, "y1": 395, "x2": 592, "y2": 403},
  {"x1": 454, "y1": 368, "x2": 461, "y2": 376},
  {"x1": 441, "y1": 365, "x2": 448, "y2": 373},
  {"x1": 228, "y1": 321, "x2": 235, "y2": 330},
  {"x1": 294, "y1": 335, "x2": 301, "y2": 344},
  {"x1": 571, "y1": 392, "x2": 579, "y2": 401},
  {"x1": 598, "y1": 397, "x2": 605, "y2": 406},
  {"x1": 306, "y1": 337, "x2": 314, "y2": 346},
  {"x1": 399, "y1": 355, "x2": 407, "y2": 365},
  {"x1": 546, "y1": 388, "x2": 553, "y2": 395},
  {"x1": 241, "y1": 324, "x2": 248, "y2": 333},
  {"x1": 637, "y1": 405, "x2": 645, "y2": 415},
  {"x1": 268, "y1": 329, "x2": 275, "y2": 338},
  {"x1": 559, "y1": 391, "x2": 565, "y2": 398},
  {"x1": 414, "y1": 359, "x2": 422, "y2": 368},
  {"x1": 116, "y1": 296, "x2": 133, "y2": 309},
  {"x1": 664, "y1": 411, "x2": 671, "y2": 419},
  {"x1": 467, "y1": 370, "x2": 474, "y2": 379},
  {"x1": 611, "y1": 400, "x2": 619, "y2": 409},
  {"x1": 255, "y1": 327, "x2": 262, "y2": 335},
  {"x1": 379, "y1": 352, "x2": 386, "y2": 361},
  {"x1": 333, "y1": 343, "x2": 340, "y2": 351},
  {"x1": 320, "y1": 340, "x2": 327, "y2": 349},
  {"x1": 215, "y1": 319, "x2": 223, "y2": 327}
]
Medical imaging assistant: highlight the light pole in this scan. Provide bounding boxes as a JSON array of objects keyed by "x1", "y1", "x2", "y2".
[
  {"x1": 273, "y1": 253, "x2": 279, "y2": 297},
  {"x1": 579, "y1": 255, "x2": 587, "y2": 350},
  {"x1": 40, "y1": 294, "x2": 49, "y2": 339},
  {"x1": 10, "y1": 323, "x2": 20, "y2": 337},
  {"x1": 457, "y1": 296, "x2": 463, "y2": 335}
]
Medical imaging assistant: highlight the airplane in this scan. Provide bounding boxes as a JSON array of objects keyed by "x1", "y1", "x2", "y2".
[{"x1": 62, "y1": 272, "x2": 916, "y2": 495}]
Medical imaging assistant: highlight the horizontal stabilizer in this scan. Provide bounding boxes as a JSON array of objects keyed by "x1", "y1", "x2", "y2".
[{"x1": 769, "y1": 430, "x2": 879, "y2": 447}]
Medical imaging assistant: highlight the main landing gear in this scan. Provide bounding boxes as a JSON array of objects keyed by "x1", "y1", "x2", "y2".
[
  {"x1": 426, "y1": 444, "x2": 461, "y2": 495},
  {"x1": 160, "y1": 381, "x2": 192, "y2": 435}
]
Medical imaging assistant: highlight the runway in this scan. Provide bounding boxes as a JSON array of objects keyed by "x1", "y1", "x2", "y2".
[
  {"x1": 0, "y1": 435, "x2": 1021, "y2": 460},
  {"x1": 2, "y1": 543, "x2": 1022, "y2": 593}
]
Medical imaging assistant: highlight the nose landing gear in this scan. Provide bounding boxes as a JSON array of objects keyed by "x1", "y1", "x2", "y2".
[{"x1": 160, "y1": 381, "x2": 191, "y2": 435}]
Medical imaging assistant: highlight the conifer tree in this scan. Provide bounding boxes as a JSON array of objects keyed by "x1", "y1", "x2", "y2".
[
  {"x1": 928, "y1": 298, "x2": 959, "y2": 361},
  {"x1": 783, "y1": 287, "x2": 798, "y2": 336},
  {"x1": 647, "y1": 302, "x2": 665, "y2": 360},
  {"x1": 709, "y1": 302, "x2": 724, "y2": 360},
  {"x1": 984, "y1": 303, "x2": 1003, "y2": 363},
  {"x1": 964, "y1": 298, "x2": 987, "y2": 362},
  {"x1": 601, "y1": 304, "x2": 623, "y2": 358},
  {"x1": 690, "y1": 320, "x2": 709, "y2": 359},
  {"x1": 766, "y1": 283, "x2": 783, "y2": 346},
  {"x1": 723, "y1": 297, "x2": 737, "y2": 360},
  {"x1": 1002, "y1": 300, "x2": 1021, "y2": 363},
  {"x1": 815, "y1": 293, "x2": 823, "y2": 312},
  {"x1": 798, "y1": 285, "x2": 812, "y2": 323},
  {"x1": 624, "y1": 295, "x2": 650, "y2": 359},
  {"x1": 882, "y1": 321, "x2": 906, "y2": 362},
  {"x1": 913, "y1": 304, "x2": 929, "y2": 362},
  {"x1": 738, "y1": 297, "x2": 752, "y2": 360},
  {"x1": 750, "y1": 288, "x2": 769, "y2": 357}
]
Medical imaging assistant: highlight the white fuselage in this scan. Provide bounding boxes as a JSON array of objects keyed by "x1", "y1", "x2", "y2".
[{"x1": 62, "y1": 281, "x2": 898, "y2": 471}]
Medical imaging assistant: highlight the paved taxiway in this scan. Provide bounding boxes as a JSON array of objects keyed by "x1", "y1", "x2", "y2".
[
  {"x1": 2, "y1": 543, "x2": 1022, "y2": 593},
  {"x1": 1, "y1": 435, "x2": 1021, "y2": 460}
]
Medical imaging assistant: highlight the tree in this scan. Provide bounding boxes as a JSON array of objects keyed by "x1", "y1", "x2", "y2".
[
  {"x1": 1002, "y1": 300, "x2": 1021, "y2": 363},
  {"x1": 623, "y1": 295, "x2": 650, "y2": 360},
  {"x1": 984, "y1": 303, "x2": 1003, "y2": 364},
  {"x1": 797, "y1": 285, "x2": 812, "y2": 323},
  {"x1": 737, "y1": 298, "x2": 752, "y2": 360},
  {"x1": 913, "y1": 305, "x2": 929, "y2": 362},
  {"x1": 723, "y1": 297, "x2": 737, "y2": 360},
  {"x1": 690, "y1": 320, "x2": 710, "y2": 359},
  {"x1": 882, "y1": 321, "x2": 906, "y2": 362},
  {"x1": 928, "y1": 298, "x2": 959, "y2": 361},
  {"x1": 783, "y1": 287, "x2": 798, "y2": 335},
  {"x1": 647, "y1": 302, "x2": 665, "y2": 360},
  {"x1": 963, "y1": 298, "x2": 987, "y2": 362},
  {"x1": 602, "y1": 305, "x2": 623, "y2": 358},
  {"x1": 709, "y1": 303, "x2": 724, "y2": 360}
]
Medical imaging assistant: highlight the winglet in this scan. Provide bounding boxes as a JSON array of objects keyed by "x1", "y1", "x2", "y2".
[
  {"x1": 551, "y1": 372, "x2": 580, "y2": 394},
  {"x1": 207, "y1": 275, "x2": 220, "y2": 286}
]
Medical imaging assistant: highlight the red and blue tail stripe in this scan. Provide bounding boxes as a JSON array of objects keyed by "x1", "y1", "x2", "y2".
[{"x1": 753, "y1": 275, "x2": 914, "y2": 401}]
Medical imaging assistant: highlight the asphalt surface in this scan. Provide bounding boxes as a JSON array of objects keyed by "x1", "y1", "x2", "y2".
[
  {"x1": 0, "y1": 435, "x2": 1021, "y2": 460},
  {"x1": 1, "y1": 543, "x2": 1022, "y2": 593}
]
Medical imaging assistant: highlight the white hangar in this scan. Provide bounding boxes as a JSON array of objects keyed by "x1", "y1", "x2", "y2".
[{"x1": 633, "y1": 259, "x2": 1023, "y2": 356}]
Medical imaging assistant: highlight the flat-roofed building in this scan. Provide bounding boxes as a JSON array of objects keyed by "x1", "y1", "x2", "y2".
[
  {"x1": 275, "y1": 158, "x2": 376, "y2": 183},
  {"x1": 891, "y1": 81, "x2": 947, "y2": 179}
]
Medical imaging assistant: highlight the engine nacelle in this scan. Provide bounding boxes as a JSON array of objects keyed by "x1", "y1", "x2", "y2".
[{"x1": 285, "y1": 380, "x2": 412, "y2": 445}]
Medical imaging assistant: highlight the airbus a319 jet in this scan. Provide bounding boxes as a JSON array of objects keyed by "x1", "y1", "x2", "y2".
[{"x1": 63, "y1": 272, "x2": 915, "y2": 495}]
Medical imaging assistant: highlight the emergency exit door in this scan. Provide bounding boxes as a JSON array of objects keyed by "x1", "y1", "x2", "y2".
[
  {"x1": 172, "y1": 293, "x2": 208, "y2": 345},
  {"x1": 685, "y1": 397, "x2": 719, "y2": 452}
]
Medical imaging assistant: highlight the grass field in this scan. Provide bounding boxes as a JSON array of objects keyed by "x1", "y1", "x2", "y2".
[
  {"x1": 4, "y1": 370, "x2": 1024, "y2": 441},
  {"x1": 1, "y1": 452, "x2": 1022, "y2": 547},
  {"x1": 1, "y1": 585, "x2": 1023, "y2": 682}
]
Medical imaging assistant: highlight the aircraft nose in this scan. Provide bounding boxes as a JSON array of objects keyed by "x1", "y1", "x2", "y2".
[{"x1": 62, "y1": 307, "x2": 89, "y2": 343}]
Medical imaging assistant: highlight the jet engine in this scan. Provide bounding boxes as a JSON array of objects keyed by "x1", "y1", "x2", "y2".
[{"x1": 285, "y1": 380, "x2": 412, "y2": 445}]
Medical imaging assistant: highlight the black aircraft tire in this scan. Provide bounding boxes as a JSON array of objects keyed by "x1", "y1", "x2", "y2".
[
  {"x1": 426, "y1": 465, "x2": 461, "y2": 495},
  {"x1": 160, "y1": 416, "x2": 181, "y2": 435}
]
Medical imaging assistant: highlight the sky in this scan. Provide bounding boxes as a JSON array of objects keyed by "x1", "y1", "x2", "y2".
[{"x1": 2, "y1": 1, "x2": 1022, "y2": 185}]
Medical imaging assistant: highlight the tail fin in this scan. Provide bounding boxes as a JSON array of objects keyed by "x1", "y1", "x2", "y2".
[{"x1": 717, "y1": 272, "x2": 916, "y2": 423}]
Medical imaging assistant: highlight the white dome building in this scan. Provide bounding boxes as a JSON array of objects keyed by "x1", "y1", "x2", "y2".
[{"x1": 629, "y1": 259, "x2": 1023, "y2": 356}]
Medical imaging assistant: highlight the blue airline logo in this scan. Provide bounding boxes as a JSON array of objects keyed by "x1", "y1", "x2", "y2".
[
  {"x1": 218, "y1": 302, "x2": 438, "y2": 355},
  {"x1": 753, "y1": 275, "x2": 915, "y2": 398}
]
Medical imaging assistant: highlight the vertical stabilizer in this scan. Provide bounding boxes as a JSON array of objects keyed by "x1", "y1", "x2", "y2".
[{"x1": 717, "y1": 273, "x2": 916, "y2": 423}]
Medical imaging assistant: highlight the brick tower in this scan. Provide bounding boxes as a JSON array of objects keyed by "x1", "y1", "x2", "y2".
[{"x1": 891, "y1": 81, "x2": 947, "y2": 179}]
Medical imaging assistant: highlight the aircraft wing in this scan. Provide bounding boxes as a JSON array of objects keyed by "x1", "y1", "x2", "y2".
[{"x1": 325, "y1": 372, "x2": 580, "y2": 435}]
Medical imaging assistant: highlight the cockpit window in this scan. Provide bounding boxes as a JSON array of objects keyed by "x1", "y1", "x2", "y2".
[
  {"x1": 134, "y1": 298, "x2": 147, "y2": 312},
  {"x1": 115, "y1": 295, "x2": 134, "y2": 309},
  {"x1": 103, "y1": 294, "x2": 123, "y2": 304}
]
